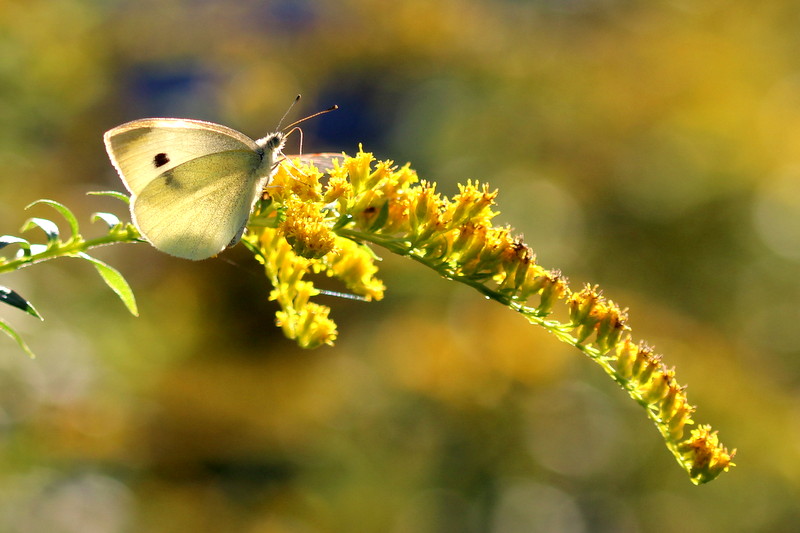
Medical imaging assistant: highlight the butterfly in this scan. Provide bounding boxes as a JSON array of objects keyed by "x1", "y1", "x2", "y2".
[{"x1": 104, "y1": 116, "x2": 337, "y2": 261}]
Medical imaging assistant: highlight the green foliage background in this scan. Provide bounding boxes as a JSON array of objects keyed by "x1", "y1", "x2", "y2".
[{"x1": 0, "y1": 0, "x2": 797, "y2": 531}]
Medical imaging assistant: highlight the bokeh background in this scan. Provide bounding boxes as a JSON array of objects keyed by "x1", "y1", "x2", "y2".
[{"x1": 1, "y1": 0, "x2": 799, "y2": 531}]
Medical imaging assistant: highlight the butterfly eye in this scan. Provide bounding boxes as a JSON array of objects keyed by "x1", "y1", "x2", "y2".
[{"x1": 153, "y1": 153, "x2": 170, "y2": 168}]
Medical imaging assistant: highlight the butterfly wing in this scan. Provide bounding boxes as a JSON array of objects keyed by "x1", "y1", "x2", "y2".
[
  {"x1": 289, "y1": 153, "x2": 345, "y2": 174},
  {"x1": 132, "y1": 150, "x2": 265, "y2": 260},
  {"x1": 104, "y1": 118, "x2": 259, "y2": 196}
]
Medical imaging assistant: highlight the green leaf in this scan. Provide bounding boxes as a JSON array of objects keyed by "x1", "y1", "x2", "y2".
[
  {"x1": 26, "y1": 199, "x2": 80, "y2": 238},
  {"x1": 332, "y1": 213, "x2": 354, "y2": 231},
  {"x1": 0, "y1": 319, "x2": 36, "y2": 358},
  {"x1": 28, "y1": 244, "x2": 48, "y2": 255},
  {"x1": 21, "y1": 217, "x2": 60, "y2": 243},
  {"x1": 368, "y1": 201, "x2": 391, "y2": 232},
  {"x1": 91, "y1": 212, "x2": 122, "y2": 229},
  {"x1": 0, "y1": 285, "x2": 43, "y2": 319},
  {"x1": 240, "y1": 237, "x2": 267, "y2": 262},
  {"x1": 357, "y1": 240, "x2": 383, "y2": 262},
  {"x1": 87, "y1": 190, "x2": 130, "y2": 204},
  {"x1": 0, "y1": 236, "x2": 32, "y2": 257},
  {"x1": 76, "y1": 253, "x2": 138, "y2": 316}
]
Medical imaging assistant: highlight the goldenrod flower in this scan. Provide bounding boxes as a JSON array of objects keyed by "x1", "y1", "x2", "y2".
[{"x1": 241, "y1": 147, "x2": 734, "y2": 484}]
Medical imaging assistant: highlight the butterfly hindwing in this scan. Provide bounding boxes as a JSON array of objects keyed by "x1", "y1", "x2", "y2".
[
  {"x1": 104, "y1": 118, "x2": 260, "y2": 196},
  {"x1": 133, "y1": 150, "x2": 264, "y2": 260},
  {"x1": 289, "y1": 153, "x2": 345, "y2": 175}
]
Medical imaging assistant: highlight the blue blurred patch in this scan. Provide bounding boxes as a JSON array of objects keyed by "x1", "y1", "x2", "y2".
[
  {"x1": 120, "y1": 64, "x2": 218, "y2": 119},
  {"x1": 313, "y1": 75, "x2": 395, "y2": 154}
]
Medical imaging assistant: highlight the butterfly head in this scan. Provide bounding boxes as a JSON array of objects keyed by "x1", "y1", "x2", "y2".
[{"x1": 256, "y1": 132, "x2": 286, "y2": 156}]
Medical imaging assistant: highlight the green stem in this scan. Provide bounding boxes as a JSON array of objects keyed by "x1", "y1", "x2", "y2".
[{"x1": 0, "y1": 228, "x2": 141, "y2": 274}]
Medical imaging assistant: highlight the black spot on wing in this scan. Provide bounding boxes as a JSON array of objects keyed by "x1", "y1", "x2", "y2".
[{"x1": 154, "y1": 153, "x2": 170, "y2": 167}]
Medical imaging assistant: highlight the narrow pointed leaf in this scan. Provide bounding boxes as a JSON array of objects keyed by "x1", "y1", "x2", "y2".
[
  {"x1": 76, "y1": 253, "x2": 138, "y2": 316},
  {"x1": 21, "y1": 217, "x2": 60, "y2": 243},
  {"x1": 0, "y1": 285, "x2": 43, "y2": 319},
  {"x1": 91, "y1": 212, "x2": 122, "y2": 229},
  {"x1": 368, "y1": 201, "x2": 391, "y2": 232},
  {"x1": 0, "y1": 236, "x2": 32, "y2": 256},
  {"x1": 240, "y1": 237, "x2": 264, "y2": 260},
  {"x1": 87, "y1": 190, "x2": 130, "y2": 204},
  {"x1": 27, "y1": 244, "x2": 48, "y2": 256},
  {"x1": 0, "y1": 319, "x2": 35, "y2": 358},
  {"x1": 26, "y1": 199, "x2": 80, "y2": 238}
]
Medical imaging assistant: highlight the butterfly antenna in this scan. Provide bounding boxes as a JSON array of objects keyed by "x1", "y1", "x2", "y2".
[
  {"x1": 275, "y1": 94, "x2": 302, "y2": 130},
  {"x1": 282, "y1": 103, "x2": 338, "y2": 155},
  {"x1": 282, "y1": 104, "x2": 339, "y2": 132}
]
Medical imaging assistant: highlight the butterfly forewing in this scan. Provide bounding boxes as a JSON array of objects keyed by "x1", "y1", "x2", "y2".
[
  {"x1": 133, "y1": 150, "x2": 264, "y2": 260},
  {"x1": 104, "y1": 118, "x2": 260, "y2": 196}
]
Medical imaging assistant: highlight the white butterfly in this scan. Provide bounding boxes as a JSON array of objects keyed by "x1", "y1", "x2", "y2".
[{"x1": 104, "y1": 118, "x2": 288, "y2": 261}]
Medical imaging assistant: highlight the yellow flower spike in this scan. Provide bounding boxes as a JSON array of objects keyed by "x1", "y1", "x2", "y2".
[
  {"x1": 594, "y1": 302, "x2": 629, "y2": 353},
  {"x1": 536, "y1": 271, "x2": 570, "y2": 314},
  {"x1": 243, "y1": 223, "x2": 335, "y2": 348},
  {"x1": 493, "y1": 238, "x2": 528, "y2": 292},
  {"x1": 414, "y1": 223, "x2": 445, "y2": 251},
  {"x1": 341, "y1": 148, "x2": 376, "y2": 193},
  {"x1": 410, "y1": 181, "x2": 443, "y2": 232},
  {"x1": 642, "y1": 367, "x2": 674, "y2": 404},
  {"x1": 391, "y1": 165, "x2": 413, "y2": 188},
  {"x1": 568, "y1": 285, "x2": 602, "y2": 325},
  {"x1": 351, "y1": 188, "x2": 385, "y2": 220},
  {"x1": 280, "y1": 160, "x2": 325, "y2": 201},
  {"x1": 451, "y1": 223, "x2": 480, "y2": 258},
  {"x1": 267, "y1": 162, "x2": 319, "y2": 204},
  {"x1": 407, "y1": 192, "x2": 450, "y2": 248},
  {"x1": 448, "y1": 180, "x2": 499, "y2": 228},
  {"x1": 364, "y1": 160, "x2": 395, "y2": 191},
  {"x1": 477, "y1": 227, "x2": 513, "y2": 271},
  {"x1": 298, "y1": 302, "x2": 338, "y2": 348},
  {"x1": 630, "y1": 343, "x2": 654, "y2": 381},
  {"x1": 604, "y1": 313, "x2": 629, "y2": 351},
  {"x1": 636, "y1": 352, "x2": 662, "y2": 386},
  {"x1": 323, "y1": 174, "x2": 352, "y2": 205},
  {"x1": 511, "y1": 245, "x2": 535, "y2": 291},
  {"x1": 292, "y1": 280, "x2": 319, "y2": 310},
  {"x1": 422, "y1": 225, "x2": 455, "y2": 264},
  {"x1": 668, "y1": 402, "x2": 695, "y2": 441},
  {"x1": 576, "y1": 314, "x2": 601, "y2": 344},
  {"x1": 274, "y1": 309, "x2": 293, "y2": 337},
  {"x1": 239, "y1": 146, "x2": 733, "y2": 484},
  {"x1": 659, "y1": 382, "x2": 685, "y2": 421},
  {"x1": 614, "y1": 337, "x2": 638, "y2": 379},
  {"x1": 680, "y1": 426, "x2": 736, "y2": 484},
  {"x1": 275, "y1": 302, "x2": 337, "y2": 349},
  {"x1": 317, "y1": 237, "x2": 385, "y2": 301},
  {"x1": 494, "y1": 249, "x2": 520, "y2": 294},
  {"x1": 452, "y1": 224, "x2": 495, "y2": 276},
  {"x1": 383, "y1": 197, "x2": 412, "y2": 234},
  {"x1": 280, "y1": 197, "x2": 337, "y2": 259},
  {"x1": 516, "y1": 263, "x2": 551, "y2": 301}
]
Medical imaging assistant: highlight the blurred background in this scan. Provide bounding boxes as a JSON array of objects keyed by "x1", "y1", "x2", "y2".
[{"x1": 1, "y1": 0, "x2": 798, "y2": 531}]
